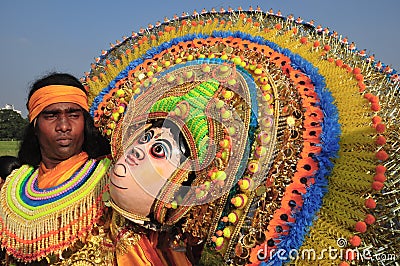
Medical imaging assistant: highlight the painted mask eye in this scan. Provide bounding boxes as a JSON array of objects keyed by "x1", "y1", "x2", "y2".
[
  {"x1": 138, "y1": 130, "x2": 154, "y2": 144},
  {"x1": 150, "y1": 143, "x2": 168, "y2": 159}
]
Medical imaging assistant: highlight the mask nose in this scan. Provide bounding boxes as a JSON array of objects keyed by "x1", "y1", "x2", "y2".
[{"x1": 131, "y1": 146, "x2": 145, "y2": 160}]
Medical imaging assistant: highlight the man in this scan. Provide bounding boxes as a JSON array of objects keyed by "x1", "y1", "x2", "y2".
[{"x1": 0, "y1": 73, "x2": 113, "y2": 265}]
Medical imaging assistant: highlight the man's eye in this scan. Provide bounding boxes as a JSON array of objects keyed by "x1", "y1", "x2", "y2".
[
  {"x1": 138, "y1": 131, "x2": 153, "y2": 144},
  {"x1": 44, "y1": 114, "x2": 57, "y2": 119},
  {"x1": 69, "y1": 113, "x2": 80, "y2": 118},
  {"x1": 150, "y1": 143, "x2": 168, "y2": 158}
]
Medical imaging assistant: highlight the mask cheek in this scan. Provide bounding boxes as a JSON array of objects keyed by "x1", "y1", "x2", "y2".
[{"x1": 111, "y1": 162, "x2": 128, "y2": 179}]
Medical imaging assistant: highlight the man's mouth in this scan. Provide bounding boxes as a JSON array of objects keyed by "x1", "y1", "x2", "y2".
[{"x1": 56, "y1": 138, "x2": 72, "y2": 146}]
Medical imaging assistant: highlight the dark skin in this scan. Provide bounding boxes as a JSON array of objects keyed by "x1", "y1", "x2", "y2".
[{"x1": 35, "y1": 103, "x2": 85, "y2": 169}]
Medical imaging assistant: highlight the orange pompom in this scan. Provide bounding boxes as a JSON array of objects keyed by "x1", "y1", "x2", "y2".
[
  {"x1": 369, "y1": 95, "x2": 379, "y2": 104},
  {"x1": 353, "y1": 67, "x2": 362, "y2": 75},
  {"x1": 300, "y1": 36, "x2": 308, "y2": 44},
  {"x1": 335, "y1": 59, "x2": 343, "y2": 67},
  {"x1": 323, "y1": 45, "x2": 331, "y2": 51},
  {"x1": 372, "y1": 181, "x2": 384, "y2": 191},
  {"x1": 375, "y1": 150, "x2": 389, "y2": 161},
  {"x1": 371, "y1": 102, "x2": 381, "y2": 111},
  {"x1": 364, "y1": 93, "x2": 373, "y2": 100},
  {"x1": 313, "y1": 41, "x2": 320, "y2": 47},
  {"x1": 365, "y1": 214, "x2": 376, "y2": 225},
  {"x1": 355, "y1": 73, "x2": 364, "y2": 81},
  {"x1": 358, "y1": 82, "x2": 366, "y2": 92},
  {"x1": 372, "y1": 116, "x2": 382, "y2": 125},
  {"x1": 375, "y1": 123, "x2": 386, "y2": 133},
  {"x1": 327, "y1": 57, "x2": 334, "y2": 63},
  {"x1": 349, "y1": 235, "x2": 361, "y2": 247},
  {"x1": 365, "y1": 198, "x2": 376, "y2": 209},
  {"x1": 339, "y1": 262, "x2": 350, "y2": 266},
  {"x1": 373, "y1": 173, "x2": 386, "y2": 182},
  {"x1": 345, "y1": 249, "x2": 356, "y2": 261},
  {"x1": 375, "y1": 135, "x2": 386, "y2": 146},
  {"x1": 275, "y1": 23, "x2": 282, "y2": 30},
  {"x1": 355, "y1": 221, "x2": 367, "y2": 233},
  {"x1": 375, "y1": 165, "x2": 386, "y2": 174}
]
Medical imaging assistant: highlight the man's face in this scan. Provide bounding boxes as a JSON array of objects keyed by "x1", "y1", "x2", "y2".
[
  {"x1": 35, "y1": 102, "x2": 85, "y2": 166},
  {"x1": 110, "y1": 127, "x2": 183, "y2": 216}
]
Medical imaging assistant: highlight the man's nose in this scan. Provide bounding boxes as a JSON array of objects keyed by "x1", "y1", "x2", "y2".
[{"x1": 56, "y1": 115, "x2": 72, "y2": 132}]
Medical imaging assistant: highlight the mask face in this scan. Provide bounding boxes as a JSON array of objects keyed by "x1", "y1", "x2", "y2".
[{"x1": 109, "y1": 126, "x2": 183, "y2": 216}]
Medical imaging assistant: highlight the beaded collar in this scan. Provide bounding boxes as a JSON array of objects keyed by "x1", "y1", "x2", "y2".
[{"x1": 0, "y1": 157, "x2": 111, "y2": 263}]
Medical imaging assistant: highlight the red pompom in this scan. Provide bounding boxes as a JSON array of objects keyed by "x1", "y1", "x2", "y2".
[
  {"x1": 371, "y1": 102, "x2": 381, "y2": 111},
  {"x1": 323, "y1": 45, "x2": 331, "y2": 51},
  {"x1": 335, "y1": 59, "x2": 343, "y2": 67},
  {"x1": 369, "y1": 95, "x2": 379, "y2": 104},
  {"x1": 355, "y1": 73, "x2": 364, "y2": 81},
  {"x1": 353, "y1": 67, "x2": 362, "y2": 75},
  {"x1": 365, "y1": 214, "x2": 376, "y2": 225},
  {"x1": 375, "y1": 150, "x2": 389, "y2": 161},
  {"x1": 300, "y1": 36, "x2": 307, "y2": 44},
  {"x1": 313, "y1": 41, "x2": 320, "y2": 47},
  {"x1": 358, "y1": 82, "x2": 366, "y2": 92},
  {"x1": 373, "y1": 173, "x2": 387, "y2": 182},
  {"x1": 349, "y1": 235, "x2": 361, "y2": 247},
  {"x1": 375, "y1": 165, "x2": 386, "y2": 174},
  {"x1": 372, "y1": 116, "x2": 382, "y2": 125},
  {"x1": 355, "y1": 221, "x2": 367, "y2": 233},
  {"x1": 364, "y1": 93, "x2": 373, "y2": 100},
  {"x1": 345, "y1": 249, "x2": 356, "y2": 260},
  {"x1": 339, "y1": 262, "x2": 350, "y2": 266},
  {"x1": 365, "y1": 198, "x2": 376, "y2": 209},
  {"x1": 375, "y1": 123, "x2": 386, "y2": 133},
  {"x1": 375, "y1": 135, "x2": 386, "y2": 146},
  {"x1": 372, "y1": 181, "x2": 384, "y2": 191}
]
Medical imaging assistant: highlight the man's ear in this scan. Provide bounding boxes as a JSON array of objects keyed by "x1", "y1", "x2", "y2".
[{"x1": 33, "y1": 118, "x2": 38, "y2": 135}]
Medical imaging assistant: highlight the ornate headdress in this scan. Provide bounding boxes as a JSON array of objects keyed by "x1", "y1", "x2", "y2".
[{"x1": 84, "y1": 7, "x2": 399, "y2": 265}]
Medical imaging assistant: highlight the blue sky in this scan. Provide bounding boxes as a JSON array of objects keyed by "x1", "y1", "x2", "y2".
[{"x1": 1, "y1": 0, "x2": 399, "y2": 118}]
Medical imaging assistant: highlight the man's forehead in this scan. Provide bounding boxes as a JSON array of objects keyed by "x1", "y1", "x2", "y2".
[{"x1": 42, "y1": 102, "x2": 83, "y2": 112}]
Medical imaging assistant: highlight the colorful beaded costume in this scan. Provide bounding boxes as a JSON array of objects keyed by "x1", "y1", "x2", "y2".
[
  {"x1": 85, "y1": 7, "x2": 399, "y2": 266},
  {"x1": 0, "y1": 155, "x2": 112, "y2": 264}
]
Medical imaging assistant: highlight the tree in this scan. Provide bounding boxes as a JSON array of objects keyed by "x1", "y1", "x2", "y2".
[{"x1": 0, "y1": 109, "x2": 29, "y2": 140}]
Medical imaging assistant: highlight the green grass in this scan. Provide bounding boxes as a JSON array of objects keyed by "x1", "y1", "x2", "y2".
[{"x1": 0, "y1": 141, "x2": 20, "y2": 157}]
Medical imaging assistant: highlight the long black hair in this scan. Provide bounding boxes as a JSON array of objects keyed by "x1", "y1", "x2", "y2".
[
  {"x1": 18, "y1": 72, "x2": 111, "y2": 166},
  {"x1": 0, "y1": 156, "x2": 21, "y2": 180}
]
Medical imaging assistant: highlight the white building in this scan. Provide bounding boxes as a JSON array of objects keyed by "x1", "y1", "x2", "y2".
[{"x1": 1, "y1": 104, "x2": 22, "y2": 115}]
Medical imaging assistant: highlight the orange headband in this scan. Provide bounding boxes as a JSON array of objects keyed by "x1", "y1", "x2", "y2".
[{"x1": 28, "y1": 85, "x2": 89, "y2": 122}]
